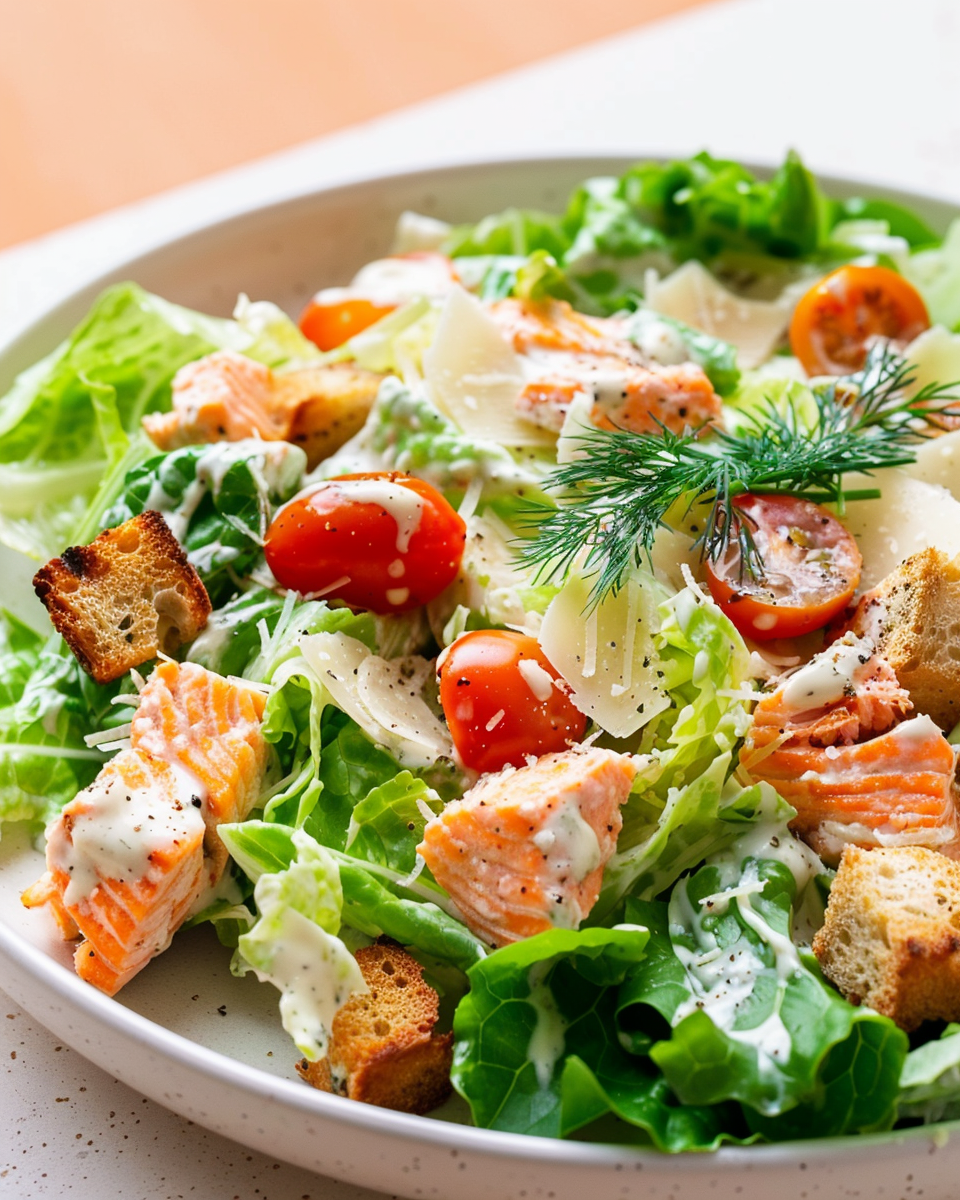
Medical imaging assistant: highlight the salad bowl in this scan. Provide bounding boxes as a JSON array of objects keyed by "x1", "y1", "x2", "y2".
[{"x1": 2, "y1": 155, "x2": 960, "y2": 1200}]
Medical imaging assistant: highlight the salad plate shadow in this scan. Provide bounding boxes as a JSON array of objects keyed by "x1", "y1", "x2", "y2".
[{"x1": 3, "y1": 154, "x2": 960, "y2": 1200}]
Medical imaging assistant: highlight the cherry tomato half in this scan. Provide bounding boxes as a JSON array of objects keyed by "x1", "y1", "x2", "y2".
[
  {"x1": 789, "y1": 264, "x2": 930, "y2": 376},
  {"x1": 265, "y1": 472, "x2": 466, "y2": 613},
  {"x1": 438, "y1": 630, "x2": 587, "y2": 773},
  {"x1": 704, "y1": 494, "x2": 862, "y2": 642},
  {"x1": 298, "y1": 296, "x2": 396, "y2": 351}
]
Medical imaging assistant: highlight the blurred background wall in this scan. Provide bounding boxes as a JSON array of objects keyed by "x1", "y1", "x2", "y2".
[{"x1": 0, "y1": 0, "x2": 710, "y2": 250}]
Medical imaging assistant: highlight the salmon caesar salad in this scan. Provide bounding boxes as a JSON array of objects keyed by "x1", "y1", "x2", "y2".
[{"x1": 9, "y1": 151, "x2": 960, "y2": 1146}]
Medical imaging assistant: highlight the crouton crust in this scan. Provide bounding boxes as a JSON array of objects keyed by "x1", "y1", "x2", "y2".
[
  {"x1": 273, "y1": 364, "x2": 381, "y2": 469},
  {"x1": 813, "y1": 844, "x2": 960, "y2": 1031},
  {"x1": 847, "y1": 548, "x2": 960, "y2": 731},
  {"x1": 295, "y1": 940, "x2": 453, "y2": 1115},
  {"x1": 33, "y1": 511, "x2": 211, "y2": 684}
]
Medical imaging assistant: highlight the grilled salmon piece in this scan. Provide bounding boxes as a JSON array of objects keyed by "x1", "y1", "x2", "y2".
[
  {"x1": 22, "y1": 661, "x2": 267, "y2": 995},
  {"x1": 489, "y1": 298, "x2": 722, "y2": 437},
  {"x1": 144, "y1": 351, "x2": 284, "y2": 448},
  {"x1": 131, "y1": 660, "x2": 267, "y2": 879},
  {"x1": 742, "y1": 634, "x2": 960, "y2": 864},
  {"x1": 417, "y1": 747, "x2": 637, "y2": 947}
]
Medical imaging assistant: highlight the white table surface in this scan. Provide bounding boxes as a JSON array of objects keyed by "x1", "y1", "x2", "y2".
[{"x1": 3, "y1": 0, "x2": 960, "y2": 1194}]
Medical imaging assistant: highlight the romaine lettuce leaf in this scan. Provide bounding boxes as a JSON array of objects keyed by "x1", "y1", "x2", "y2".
[
  {"x1": 620, "y1": 150, "x2": 829, "y2": 262},
  {"x1": 595, "y1": 582, "x2": 754, "y2": 916},
  {"x1": 0, "y1": 617, "x2": 135, "y2": 830},
  {"x1": 618, "y1": 825, "x2": 906, "y2": 1136},
  {"x1": 320, "y1": 377, "x2": 551, "y2": 504},
  {"x1": 450, "y1": 926, "x2": 735, "y2": 1149}
]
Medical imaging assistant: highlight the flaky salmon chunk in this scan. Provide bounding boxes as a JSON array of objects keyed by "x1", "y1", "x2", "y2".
[
  {"x1": 489, "y1": 298, "x2": 722, "y2": 437},
  {"x1": 22, "y1": 661, "x2": 267, "y2": 995},
  {"x1": 742, "y1": 634, "x2": 960, "y2": 864},
  {"x1": 144, "y1": 350, "x2": 284, "y2": 449},
  {"x1": 417, "y1": 747, "x2": 637, "y2": 947}
]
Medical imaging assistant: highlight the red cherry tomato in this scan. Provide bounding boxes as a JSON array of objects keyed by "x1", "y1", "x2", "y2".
[
  {"x1": 299, "y1": 296, "x2": 396, "y2": 351},
  {"x1": 788, "y1": 264, "x2": 930, "y2": 376},
  {"x1": 704, "y1": 493, "x2": 862, "y2": 642},
  {"x1": 438, "y1": 630, "x2": 587, "y2": 773},
  {"x1": 265, "y1": 472, "x2": 466, "y2": 613}
]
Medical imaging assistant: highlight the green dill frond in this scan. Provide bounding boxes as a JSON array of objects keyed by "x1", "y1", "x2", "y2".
[{"x1": 519, "y1": 344, "x2": 960, "y2": 605}]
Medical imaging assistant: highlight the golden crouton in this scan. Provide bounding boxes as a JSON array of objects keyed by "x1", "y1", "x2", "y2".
[
  {"x1": 813, "y1": 845, "x2": 960, "y2": 1031},
  {"x1": 273, "y1": 364, "x2": 381, "y2": 469},
  {"x1": 847, "y1": 548, "x2": 960, "y2": 730},
  {"x1": 296, "y1": 940, "x2": 453, "y2": 1114},
  {"x1": 33, "y1": 511, "x2": 211, "y2": 684}
]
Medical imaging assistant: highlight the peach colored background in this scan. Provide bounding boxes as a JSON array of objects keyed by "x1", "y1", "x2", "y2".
[{"x1": 0, "y1": 0, "x2": 712, "y2": 251}]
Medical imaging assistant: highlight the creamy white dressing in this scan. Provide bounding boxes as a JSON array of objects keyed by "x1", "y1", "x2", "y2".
[
  {"x1": 520, "y1": 791, "x2": 602, "y2": 886},
  {"x1": 779, "y1": 633, "x2": 874, "y2": 712},
  {"x1": 49, "y1": 758, "x2": 205, "y2": 908},
  {"x1": 526, "y1": 960, "x2": 568, "y2": 1089},
  {"x1": 244, "y1": 904, "x2": 366, "y2": 1061}
]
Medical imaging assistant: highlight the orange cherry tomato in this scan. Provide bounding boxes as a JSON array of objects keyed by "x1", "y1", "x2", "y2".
[
  {"x1": 298, "y1": 296, "x2": 396, "y2": 351},
  {"x1": 704, "y1": 493, "x2": 862, "y2": 642},
  {"x1": 437, "y1": 630, "x2": 587, "y2": 774},
  {"x1": 788, "y1": 264, "x2": 930, "y2": 376},
  {"x1": 264, "y1": 472, "x2": 466, "y2": 613},
  {"x1": 299, "y1": 252, "x2": 459, "y2": 351}
]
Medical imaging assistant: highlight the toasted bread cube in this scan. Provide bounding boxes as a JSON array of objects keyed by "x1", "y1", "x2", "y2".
[
  {"x1": 33, "y1": 511, "x2": 211, "y2": 684},
  {"x1": 296, "y1": 941, "x2": 453, "y2": 1114},
  {"x1": 813, "y1": 845, "x2": 960, "y2": 1031},
  {"x1": 847, "y1": 548, "x2": 960, "y2": 730},
  {"x1": 272, "y1": 364, "x2": 381, "y2": 469}
]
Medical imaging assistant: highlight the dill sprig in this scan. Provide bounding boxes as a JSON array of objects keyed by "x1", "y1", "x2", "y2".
[{"x1": 519, "y1": 344, "x2": 960, "y2": 603}]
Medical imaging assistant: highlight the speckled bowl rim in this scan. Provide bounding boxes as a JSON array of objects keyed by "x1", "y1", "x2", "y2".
[{"x1": 2, "y1": 153, "x2": 960, "y2": 1177}]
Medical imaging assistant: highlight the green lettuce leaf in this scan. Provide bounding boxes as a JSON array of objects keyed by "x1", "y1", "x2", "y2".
[
  {"x1": 898, "y1": 1024, "x2": 960, "y2": 1123},
  {"x1": 0, "y1": 617, "x2": 136, "y2": 830},
  {"x1": 343, "y1": 771, "x2": 443, "y2": 874},
  {"x1": 451, "y1": 926, "x2": 734, "y2": 1149},
  {"x1": 103, "y1": 440, "x2": 306, "y2": 605},
  {"x1": 595, "y1": 583, "x2": 754, "y2": 916},
  {"x1": 321, "y1": 377, "x2": 551, "y2": 505},
  {"x1": 620, "y1": 150, "x2": 829, "y2": 262},
  {"x1": 618, "y1": 828, "x2": 906, "y2": 1136}
]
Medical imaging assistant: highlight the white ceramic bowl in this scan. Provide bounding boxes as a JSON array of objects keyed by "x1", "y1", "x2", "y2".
[{"x1": 2, "y1": 157, "x2": 960, "y2": 1200}]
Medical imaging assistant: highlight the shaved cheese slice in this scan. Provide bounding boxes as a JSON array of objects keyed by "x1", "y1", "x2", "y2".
[
  {"x1": 539, "y1": 569, "x2": 670, "y2": 738},
  {"x1": 424, "y1": 285, "x2": 557, "y2": 448},
  {"x1": 300, "y1": 632, "x2": 453, "y2": 767},
  {"x1": 645, "y1": 261, "x2": 800, "y2": 370},
  {"x1": 840, "y1": 470, "x2": 960, "y2": 588},
  {"x1": 908, "y1": 430, "x2": 960, "y2": 498}
]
